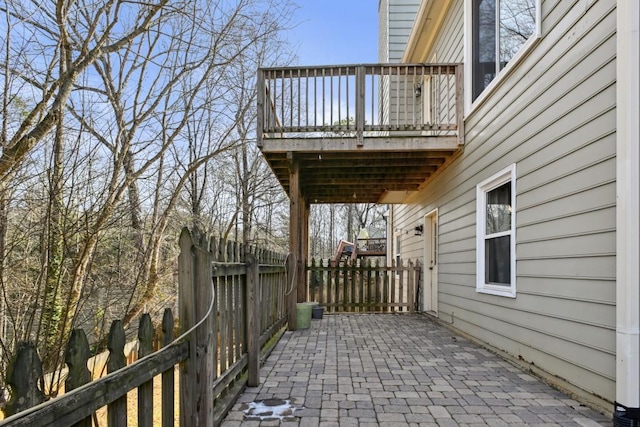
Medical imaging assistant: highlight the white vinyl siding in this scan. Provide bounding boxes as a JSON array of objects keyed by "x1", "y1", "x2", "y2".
[
  {"x1": 379, "y1": 0, "x2": 390, "y2": 62},
  {"x1": 379, "y1": 0, "x2": 420, "y2": 63},
  {"x1": 388, "y1": 0, "x2": 421, "y2": 62},
  {"x1": 394, "y1": 0, "x2": 616, "y2": 403},
  {"x1": 379, "y1": 0, "x2": 420, "y2": 127}
]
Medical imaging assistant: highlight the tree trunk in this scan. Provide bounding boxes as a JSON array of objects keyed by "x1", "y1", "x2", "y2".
[
  {"x1": 40, "y1": 86, "x2": 66, "y2": 373},
  {"x1": 124, "y1": 150, "x2": 146, "y2": 258}
]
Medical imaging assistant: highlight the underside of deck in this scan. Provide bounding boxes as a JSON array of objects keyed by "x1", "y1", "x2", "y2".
[{"x1": 260, "y1": 136, "x2": 459, "y2": 204}]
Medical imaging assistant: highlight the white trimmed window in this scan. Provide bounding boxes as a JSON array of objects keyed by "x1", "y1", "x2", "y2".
[
  {"x1": 476, "y1": 164, "x2": 516, "y2": 297},
  {"x1": 465, "y1": 0, "x2": 542, "y2": 109}
]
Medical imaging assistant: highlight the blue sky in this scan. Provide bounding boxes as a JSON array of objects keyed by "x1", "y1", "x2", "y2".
[{"x1": 288, "y1": 1, "x2": 379, "y2": 65}]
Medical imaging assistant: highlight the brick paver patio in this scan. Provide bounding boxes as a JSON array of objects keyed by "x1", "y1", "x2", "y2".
[{"x1": 222, "y1": 313, "x2": 612, "y2": 426}]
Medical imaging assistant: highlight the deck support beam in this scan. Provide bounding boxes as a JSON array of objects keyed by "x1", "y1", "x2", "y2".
[
  {"x1": 300, "y1": 200, "x2": 309, "y2": 303},
  {"x1": 287, "y1": 154, "x2": 309, "y2": 330}
]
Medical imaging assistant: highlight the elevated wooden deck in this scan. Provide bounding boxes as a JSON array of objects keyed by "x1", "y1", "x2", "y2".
[{"x1": 257, "y1": 64, "x2": 463, "y2": 204}]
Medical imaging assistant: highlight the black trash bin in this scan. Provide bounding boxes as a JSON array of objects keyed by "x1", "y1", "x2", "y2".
[{"x1": 311, "y1": 305, "x2": 324, "y2": 319}]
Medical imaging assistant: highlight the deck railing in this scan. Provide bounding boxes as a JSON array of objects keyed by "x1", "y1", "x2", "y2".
[
  {"x1": 257, "y1": 64, "x2": 463, "y2": 145},
  {"x1": 356, "y1": 237, "x2": 386, "y2": 257}
]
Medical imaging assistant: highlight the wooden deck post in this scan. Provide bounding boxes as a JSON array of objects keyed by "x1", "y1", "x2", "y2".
[
  {"x1": 288, "y1": 155, "x2": 300, "y2": 330},
  {"x1": 455, "y1": 64, "x2": 465, "y2": 146},
  {"x1": 300, "y1": 200, "x2": 310, "y2": 302},
  {"x1": 257, "y1": 69, "x2": 265, "y2": 148},
  {"x1": 246, "y1": 253, "x2": 260, "y2": 387}
]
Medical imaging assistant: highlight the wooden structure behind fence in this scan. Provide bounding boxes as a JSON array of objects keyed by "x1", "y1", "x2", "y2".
[
  {"x1": 0, "y1": 227, "x2": 288, "y2": 427},
  {"x1": 307, "y1": 258, "x2": 420, "y2": 313}
]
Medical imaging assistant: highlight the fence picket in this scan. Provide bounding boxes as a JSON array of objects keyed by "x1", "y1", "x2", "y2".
[
  {"x1": 390, "y1": 259, "x2": 396, "y2": 312},
  {"x1": 65, "y1": 330, "x2": 91, "y2": 427},
  {"x1": 399, "y1": 259, "x2": 405, "y2": 312},
  {"x1": 366, "y1": 260, "x2": 373, "y2": 312},
  {"x1": 107, "y1": 320, "x2": 126, "y2": 427},
  {"x1": 161, "y1": 309, "x2": 175, "y2": 427},
  {"x1": 138, "y1": 314, "x2": 154, "y2": 427},
  {"x1": 408, "y1": 259, "x2": 415, "y2": 313},
  {"x1": 5, "y1": 342, "x2": 45, "y2": 417},
  {"x1": 374, "y1": 259, "x2": 381, "y2": 312}
]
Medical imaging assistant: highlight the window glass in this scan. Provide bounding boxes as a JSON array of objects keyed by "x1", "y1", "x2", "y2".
[
  {"x1": 499, "y1": 0, "x2": 536, "y2": 66},
  {"x1": 485, "y1": 235, "x2": 510, "y2": 284},
  {"x1": 486, "y1": 181, "x2": 511, "y2": 234},
  {"x1": 472, "y1": 0, "x2": 537, "y2": 101}
]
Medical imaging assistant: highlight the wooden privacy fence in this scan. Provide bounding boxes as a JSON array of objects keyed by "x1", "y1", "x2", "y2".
[
  {"x1": 0, "y1": 227, "x2": 288, "y2": 426},
  {"x1": 307, "y1": 258, "x2": 420, "y2": 313}
]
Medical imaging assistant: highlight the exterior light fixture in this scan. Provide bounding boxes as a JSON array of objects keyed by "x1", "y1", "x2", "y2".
[
  {"x1": 414, "y1": 224, "x2": 424, "y2": 235},
  {"x1": 414, "y1": 83, "x2": 422, "y2": 98}
]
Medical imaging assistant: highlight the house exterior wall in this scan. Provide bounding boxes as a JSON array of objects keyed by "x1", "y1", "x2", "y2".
[
  {"x1": 392, "y1": 0, "x2": 617, "y2": 404},
  {"x1": 385, "y1": 0, "x2": 421, "y2": 62},
  {"x1": 379, "y1": 0, "x2": 421, "y2": 127},
  {"x1": 378, "y1": 0, "x2": 390, "y2": 63}
]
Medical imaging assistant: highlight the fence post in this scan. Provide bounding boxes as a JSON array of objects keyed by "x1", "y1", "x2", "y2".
[
  {"x1": 65, "y1": 330, "x2": 92, "y2": 427},
  {"x1": 138, "y1": 314, "x2": 153, "y2": 427},
  {"x1": 246, "y1": 254, "x2": 260, "y2": 387},
  {"x1": 194, "y1": 235, "x2": 214, "y2": 425},
  {"x1": 5, "y1": 342, "x2": 45, "y2": 416},
  {"x1": 162, "y1": 308, "x2": 175, "y2": 427},
  {"x1": 286, "y1": 253, "x2": 297, "y2": 330},
  {"x1": 408, "y1": 259, "x2": 415, "y2": 313},
  {"x1": 414, "y1": 260, "x2": 421, "y2": 312},
  {"x1": 107, "y1": 320, "x2": 126, "y2": 427},
  {"x1": 178, "y1": 227, "x2": 195, "y2": 427}
]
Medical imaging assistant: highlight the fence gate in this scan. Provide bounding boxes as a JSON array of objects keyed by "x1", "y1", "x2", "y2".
[{"x1": 306, "y1": 258, "x2": 420, "y2": 313}]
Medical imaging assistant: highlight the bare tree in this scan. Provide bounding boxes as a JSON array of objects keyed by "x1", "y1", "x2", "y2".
[
  {"x1": 0, "y1": 0, "x2": 173, "y2": 182},
  {"x1": 0, "y1": 0, "x2": 296, "y2": 394}
]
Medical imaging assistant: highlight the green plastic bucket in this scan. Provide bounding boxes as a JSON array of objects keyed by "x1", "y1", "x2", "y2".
[{"x1": 296, "y1": 303, "x2": 312, "y2": 329}]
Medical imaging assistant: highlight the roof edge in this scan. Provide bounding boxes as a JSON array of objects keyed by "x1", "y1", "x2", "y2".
[{"x1": 402, "y1": 0, "x2": 454, "y2": 63}]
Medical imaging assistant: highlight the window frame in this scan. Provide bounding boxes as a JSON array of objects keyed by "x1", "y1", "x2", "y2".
[
  {"x1": 464, "y1": 0, "x2": 542, "y2": 114},
  {"x1": 476, "y1": 164, "x2": 517, "y2": 298}
]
